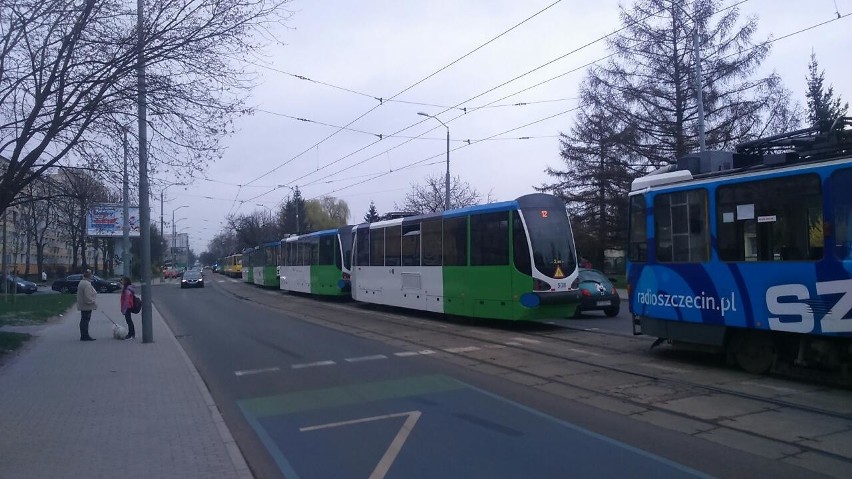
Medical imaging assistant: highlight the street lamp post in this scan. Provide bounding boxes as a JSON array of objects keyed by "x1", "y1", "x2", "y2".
[
  {"x1": 417, "y1": 112, "x2": 450, "y2": 211},
  {"x1": 160, "y1": 182, "x2": 184, "y2": 265},
  {"x1": 172, "y1": 205, "x2": 188, "y2": 268}
]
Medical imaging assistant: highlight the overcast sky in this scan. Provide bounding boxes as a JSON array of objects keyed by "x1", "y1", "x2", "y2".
[{"x1": 163, "y1": 0, "x2": 851, "y2": 254}]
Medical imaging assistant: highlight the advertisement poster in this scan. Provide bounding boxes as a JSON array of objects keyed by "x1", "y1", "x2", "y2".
[{"x1": 87, "y1": 204, "x2": 141, "y2": 237}]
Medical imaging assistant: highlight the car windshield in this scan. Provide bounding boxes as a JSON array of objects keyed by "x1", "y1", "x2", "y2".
[{"x1": 184, "y1": 271, "x2": 202, "y2": 279}]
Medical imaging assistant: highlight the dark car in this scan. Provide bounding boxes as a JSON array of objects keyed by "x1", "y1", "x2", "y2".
[
  {"x1": 180, "y1": 270, "x2": 204, "y2": 288},
  {"x1": 574, "y1": 268, "x2": 620, "y2": 317},
  {"x1": 51, "y1": 274, "x2": 121, "y2": 294},
  {"x1": 3, "y1": 274, "x2": 38, "y2": 294}
]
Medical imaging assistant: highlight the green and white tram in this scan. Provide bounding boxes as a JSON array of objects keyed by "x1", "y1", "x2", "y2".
[
  {"x1": 253, "y1": 240, "x2": 281, "y2": 288},
  {"x1": 279, "y1": 229, "x2": 350, "y2": 296},
  {"x1": 351, "y1": 193, "x2": 581, "y2": 321},
  {"x1": 241, "y1": 247, "x2": 254, "y2": 283}
]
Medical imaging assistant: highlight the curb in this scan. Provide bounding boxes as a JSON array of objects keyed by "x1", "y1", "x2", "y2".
[{"x1": 155, "y1": 304, "x2": 254, "y2": 479}]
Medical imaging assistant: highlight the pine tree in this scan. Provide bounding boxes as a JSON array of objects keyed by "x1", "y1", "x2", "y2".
[
  {"x1": 805, "y1": 52, "x2": 848, "y2": 128},
  {"x1": 538, "y1": 84, "x2": 639, "y2": 266},
  {"x1": 363, "y1": 201, "x2": 380, "y2": 223},
  {"x1": 586, "y1": 0, "x2": 799, "y2": 168}
]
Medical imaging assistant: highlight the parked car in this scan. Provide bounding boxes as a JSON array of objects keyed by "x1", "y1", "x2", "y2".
[
  {"x1": 51, "y1": 274, "x2": 121, "y2": 294},
  {"x1": 3, "y1": 274, "x2": 38, "y2": 294},
  {"x1": 180, "y1": 270, "x2": 204, "y2": 288},
  {"x1": 574, "y1": 268, "x2": 620, "y2": 317}
]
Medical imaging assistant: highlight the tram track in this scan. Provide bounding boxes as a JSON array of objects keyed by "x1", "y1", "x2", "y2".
[{"x1": 208, "y1": 278, "x2": 852, "y2": 471}]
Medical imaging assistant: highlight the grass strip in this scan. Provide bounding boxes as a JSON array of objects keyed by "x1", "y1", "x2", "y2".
[
  {"x1": 0, "y1": 331, "x2": 32, "y2": 356},
  {"x1": 0, "y1": 294, "x2": 76, "y2": 325}
]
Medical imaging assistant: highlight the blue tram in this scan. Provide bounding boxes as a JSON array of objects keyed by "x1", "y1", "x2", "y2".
[{"x1": 628, "y1": 119, "x2": 852, "y2": 373}]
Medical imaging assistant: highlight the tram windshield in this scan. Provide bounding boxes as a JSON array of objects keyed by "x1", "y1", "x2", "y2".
[{"x1": 522, "y1": 207, "x2": 576, "y2": 279}]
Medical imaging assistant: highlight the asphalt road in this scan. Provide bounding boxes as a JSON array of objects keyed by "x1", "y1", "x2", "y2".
[{"x1": 153, "y1": 272, "x2": 819, "y2": 479}]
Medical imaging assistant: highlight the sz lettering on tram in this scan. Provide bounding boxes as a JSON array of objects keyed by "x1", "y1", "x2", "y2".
[{"x1": 766, "y1": 279, "x2": 852, "y2": 333}]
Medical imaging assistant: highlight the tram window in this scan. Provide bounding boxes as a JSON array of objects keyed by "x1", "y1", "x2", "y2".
[
  {"x1": 334, "y1": 237, "x2": 342, "y2": 270},
  {"x1": 832, "y1": 168, "x2": 852, "y2": 260},
  {"x1": 318, "y1": 235, "x2": 334, "y2": 265},
  {"x1": 340, "y1": 231, "x2": 353, "y2": 270},
  {"x1": 512, "y1": 211, "x2": 532, "y2": 275},
  {"x1": 355, "y1": 228, "x2": 369, "y2": 266},
  {"x1": 421, "y1": 220, "x2": 442, "y2": 266},
  {"x1": 716, "y1": 174, "x2": 822, "y2": 262},
  {"x1": 370, "y1": 228, "x2": 384, "y2": 266},
  {"x1": 310, "y1": 239, "x2": 319, "y2": 265},
  {"x1": 296, "y1": 242, "x2": 304, "y2": 266},
  {"x1": 628, "y1": 195, "x2": 647, "y2": 262},
  {"x1": 385, "y1": 225, "x2": 402, "y2": 266},
  {"x1": 443, "y1": 216, "x2": 468, "y2": 266},
  {"x1": 654, "y1": 189, "x2": 708, "y2": 262},
  {"x1": 401, "y1": 224, "x2": 421, "y2": 266},
  {"x1": 471, "y1": 212, "x2": 509, "y2": 266}
]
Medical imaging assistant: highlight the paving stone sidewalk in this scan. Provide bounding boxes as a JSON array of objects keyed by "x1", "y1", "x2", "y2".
[{"x1": 0, "y1": 302, "x2": 252, "y2": 479}]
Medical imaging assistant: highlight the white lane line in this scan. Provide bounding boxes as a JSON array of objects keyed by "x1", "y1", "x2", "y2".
[
  {"x1": 511, "y1": 337, "x2": 542, "y2": 344},
  {"x1": 394, "y1": 351, "x2": 420, "y2": 357},
  {"x1": 565, "y1": 348, "x2": 601, "y2": 356},
  {"x1": 444, "y1": 346, "x2": 480, "y2": 353},
  {"x1": 345, "y1": 355, "x2": 388, "y2": 363},
  {"x1": 640, "y1": 362, "x2": 688, "y2": 373},
  {"x1": 505, "y1": 341, "x2": 523, "y2": 346},
  {"x1": 234, "y1": 367, "x2": 280, "y2": 377},
  {"x1": 292, "y1": 360, "x2": 336, "y2": 369},
  {"x1": 301, "y1": 411, "x2": 422, "y2": 479}
]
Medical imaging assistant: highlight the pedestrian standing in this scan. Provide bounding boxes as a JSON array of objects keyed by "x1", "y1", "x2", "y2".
[
  {"x1": 119, "y1": 277, "x2": 136, "y2": 340},
  {"x1": 77, "y1": 269, "x2": 98, "y2": 341},
  {"x1": 41, "y1": 270, "x2": 47, "y2": 283}
]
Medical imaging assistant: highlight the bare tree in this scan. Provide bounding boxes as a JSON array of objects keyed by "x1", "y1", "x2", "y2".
[
  {"x1": 0, "y1": 0, "x2": 292, "y2": 215},
  {"x1": 586, "y1": 0, "x2": 800, "y2": 168},
  {"x1": 53, "y1": 170, "x2": 109, "y2": 270},
  {"x1": 395, "y1": 174, "x2": 491, "y2": 214}
]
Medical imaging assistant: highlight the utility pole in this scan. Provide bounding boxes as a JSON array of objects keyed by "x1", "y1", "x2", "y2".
[
  {"x1": 417, "y1": 112, "x2": 450, "y2": 210},
  {"x1": 693, "y1": 27, "x2": 706, "y2": 152},
  {"x1": 137, "y1": 0, "x2": 153, "y2": 343},
  {"x1": 2, "y1": 211, "x2": 7, "y2": 300},
  {"x1": 122, "y1": 129, "x2": 130, "y2": 277}
]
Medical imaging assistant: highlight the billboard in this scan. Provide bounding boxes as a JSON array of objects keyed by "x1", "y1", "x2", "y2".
[{"x1": 87, "y1": 204, "x2": 140, "y2": 237}]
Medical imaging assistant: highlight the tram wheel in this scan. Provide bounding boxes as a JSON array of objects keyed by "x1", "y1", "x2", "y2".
[{"x1": 733, "y1": 331, "x2": 775, "y2": 374}]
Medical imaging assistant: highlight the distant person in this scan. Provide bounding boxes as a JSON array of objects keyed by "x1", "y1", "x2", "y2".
[
  {"x1": 41, "y1": 271, "x2": 47, "y2": 283},
  {"x1": 77, "y1": 269, "x2": 98, "y2": 341},
  {"x1": 119, "y1": 277, "x2": 136, "y2": 340},
  {"x1": 580, "y1": 257, "x2": 592, "y2": 269}
]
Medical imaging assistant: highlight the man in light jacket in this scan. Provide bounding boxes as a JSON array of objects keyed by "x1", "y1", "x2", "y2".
[{"x1": 77, "y1": 269, "x2": 98, "y2": 341}]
